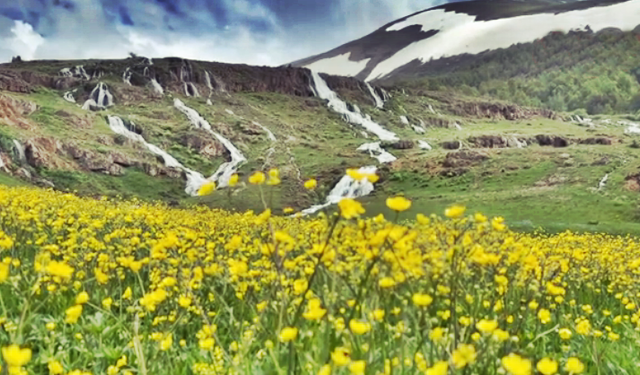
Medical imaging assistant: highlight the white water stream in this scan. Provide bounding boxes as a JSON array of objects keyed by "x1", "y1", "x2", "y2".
[
  {"x1": 357, "y1": 142, "x2": 397, "y2": 163},
  {"x1": 252, "y1": 121, "x2": 277, "y2": 141},
  {"x1": 299, "y1": 166, "x2": 378, "y2": 216},
  {"x1": 173, "y1": 99, "x2": 246, "y2": 187},
  {"x1": 365, "y1": 82, "x2": 384, "y2": 108},
  {"x1": 106, "y1": 116, "x2": 206, "y2": 195},
  {"x1": 310, "y1": 71, "x2": 398, "y2": 142},
  {"x1": 150, "y1": 79, "x2": 164, "y2": 95}
]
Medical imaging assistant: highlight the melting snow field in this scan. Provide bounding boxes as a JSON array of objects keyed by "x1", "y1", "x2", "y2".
[
  {"x1": 106, "y1": 116, "x2": 206, "y2": 195},
  {"x1": 302, "y1": 0, "x2": 640, "y2": 80},
  {"x1": 367, "y1": 0, "x2": 640, "y2": 80},
  {"x1": 173, "y1": 99, "x2": 246, "y2": 187},
  {"x1": 305, "y1": 52, "x2": 371, "y2": 78},
  {"x1": 300, "y1": 166, "x2": 377, "y2": 216},
  {"x1": 311, "y1": 71, "x2": 398, "y2": 142}
]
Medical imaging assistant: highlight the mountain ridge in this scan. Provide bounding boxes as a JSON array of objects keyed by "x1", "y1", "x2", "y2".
[{"x1": 291, "y1": 0, "x2": 640, "y2": 82}]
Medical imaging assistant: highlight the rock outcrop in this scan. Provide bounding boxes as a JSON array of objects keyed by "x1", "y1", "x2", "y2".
[{"x1": 0, "y1": 94, "x2": 37, "y2": 130}]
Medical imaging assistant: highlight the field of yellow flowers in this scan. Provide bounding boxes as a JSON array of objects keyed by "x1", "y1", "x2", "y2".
[{"x1": 1, "y1": 169, "x2": 640, "y2": 375}]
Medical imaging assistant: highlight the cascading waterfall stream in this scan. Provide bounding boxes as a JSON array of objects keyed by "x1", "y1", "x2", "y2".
[
  {"x1": 357, "y1": 142, "x2": 397, "y2": 163},
  {"x1": 63, "y1": 90, "x2": 76, "y2": 103},
  {"x1": 150, "y1": 79, "x2": 164, "y2": 95},
  {"x1": 123, "y1": 68, "x2": 132, "y2": 86},
  {"x1": 12, "y1": 140, "x2": 25, "y2": 164},
  {"x1": 310, "y1": 71, "x2": 398, "y2": 142},
  {"x1": 106, "y1": 116, "x2": 206, "y2": 195},
  {"x1": 82, "y1": 83, "x2": 114, "y2": 110},
  {"x1": 173, "y1": 99, "x2": 246, "y2": 187},
  {"x1": 252, "y1": 121, "x2": 277, "y2": 141},
  {"x1": 365, "y1": 82, "x2": 384, "y2": 108},
  {"x1": 299, "y1": 166, "x2": 377, "y2": 216}
]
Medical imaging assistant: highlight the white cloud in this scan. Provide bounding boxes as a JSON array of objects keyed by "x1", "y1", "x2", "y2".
[
  {"x1": 4, "y1": 20, "x2": 45, "y2": 61},
  {"x1": 0, "y1": 0, "x2": 445, "y2": 66}
]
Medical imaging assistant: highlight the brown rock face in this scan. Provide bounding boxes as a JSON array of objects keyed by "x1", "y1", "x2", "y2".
[
  {"x1": 0, "y1": 94, "x2": 37, "y2": 130},
  {"x1": 579, "y1": 137, "x2": 613, "y2": 145},
  {"x1": 1, "y1": 57, "x2": 383, "y2": 102},
  {"x1": 389, "y1": 140, "x2": 415, "y2": 150},
  {"x1": 451, "y1": 102, "x2": 555, "y2": 120},
  {"x1": 469, "y1": 135, "x2": 508, "y2": 148},
  {"x1": 179, "y1": 131, "x2": 228, "y2": 159},
  {"x1": 24, "y1": 138, "x2": 66, "y2": 168},
  {"x1": 535, "y1": 135, "x2": 570, "y2": 147},
  {"x1": 625, "y1": 173, "x2": 640, "y2": 192},
  {"x1": 441, "y1": 141, "x2": 462, "y2": 150},
  {"x1": 442, "y1": 150, "x2": 489, "y2": 169},
  {"x1": 0, "y1": 69, "x2": 76, "y2": 93}
]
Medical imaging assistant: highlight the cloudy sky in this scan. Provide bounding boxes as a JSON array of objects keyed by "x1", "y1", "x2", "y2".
[{"x1": 0, "y1": 0, "x2": 447, "y2": 66}]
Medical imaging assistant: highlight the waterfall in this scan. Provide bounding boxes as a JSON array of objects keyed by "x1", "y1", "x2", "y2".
[
  {"x1": 173, "y1": 99, "x2": 246, "y2": 187},
  {"x1": 12, "y1": 140, "x2": 26, "y2": 163},
  {"x1": 365, "y1": 82, "x2": 385, "y2": 108},
  {"x1": 60, "y1": 66, "x2": 90, "y2": 80},
  {"x1": 106, "y1": 116, "x2": 206, "y2": 196},
  {"x1": 252, "y1": 121, "x2": 277, "y2": 141},
  {"x1": 184, "y1": 82, "x2": 200, "y2": 97},
  {"x1": 356, "y1": 142, "x2": 397, "y2": 163},
  {"x1": 310, "y1": 71, "x2": 398, "y2": 142},
  {"x1": 205, "y1": 70, "x2": 215, "y2": 98},
  {"x1": 299, "y1": 166, "x2": 377, "y2": 216},
  {"x1": 123, "y1": 68, "x2": 132, "y2": 85},
  {"x1": 418, "y1": 140, "x2": 432, "y2": 150},
  {"x1": 63, "y1": 90, "x2": 76, "y2": 103},
  {"x1": 150, "y1": 79, "x2": 164, "y2": 95},
  {"x1": 598, "y1": 174, "x2": 609, "y2": 191},
  {"x1": 82, "y1": 82, "x2": 114, "y2": 110}
]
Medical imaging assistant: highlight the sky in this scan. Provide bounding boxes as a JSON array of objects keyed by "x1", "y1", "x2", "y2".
[{"x1": 0, "y1": 0, "x2": 447, "y2": 66}]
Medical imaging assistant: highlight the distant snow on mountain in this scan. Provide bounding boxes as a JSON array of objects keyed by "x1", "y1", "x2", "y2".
[{"x1": 294, "y1": 0, "x2": 640, "y2": 81}]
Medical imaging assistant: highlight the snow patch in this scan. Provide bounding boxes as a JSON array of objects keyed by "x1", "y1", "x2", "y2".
[
  {"x1": 400, "y1": 116, "x2": 409, "y2": 125},
  {"x1": 300, "y1": 166, "x2": 377, "y2": 216},
  {"x1": 621, "y1": 120, "x2": 640, "y2": 134},
  {"x1": 107, "y1": 115, "x2": 206, "y2": 196},
  {"x1": 310, "y1": 70, "x2": 398, "y2": 142},
  {"x1": 305, "y1": 52, "x2": 371, "y2": 78},
  {"x1": 368, "y1": 1, "x2": 640, "y2": 81},
  {"x1": 357, "y1": 142, "x2": 397, "y2": 163},
  {"x1": 174, "y1": 99, "x2": 246, "y2": 187}
]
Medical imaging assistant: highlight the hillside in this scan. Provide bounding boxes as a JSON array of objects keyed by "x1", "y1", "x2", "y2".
[
  {"x1": 1, "y1": 54, "x2": 640, "y2": 233},
  {"x1": 292, "y1": 0, "x2": 640, "y2": 114}
]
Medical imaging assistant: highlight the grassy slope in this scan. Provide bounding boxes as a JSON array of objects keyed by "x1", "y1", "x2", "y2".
[{"x1": 3, "y1": 66, "x2": 640, "y2": 234}]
